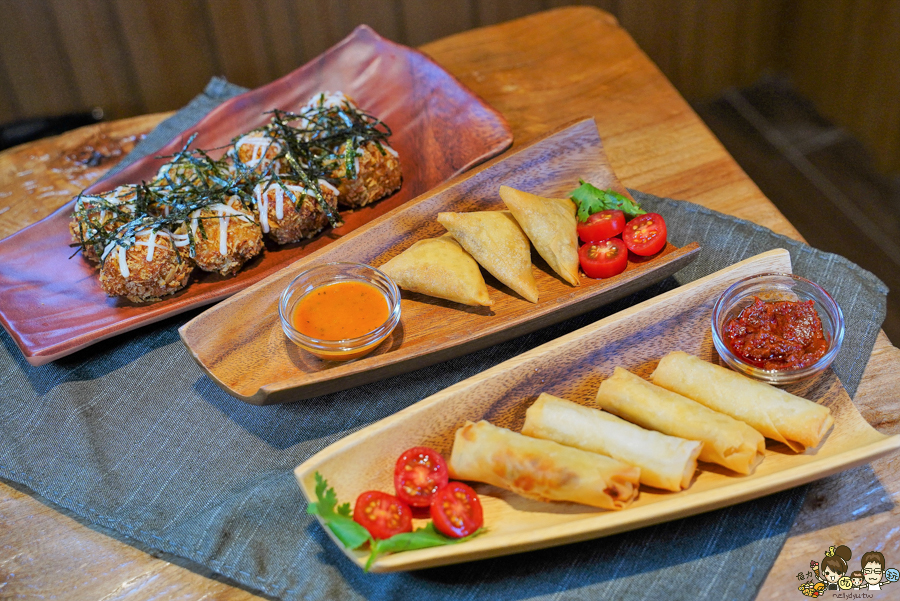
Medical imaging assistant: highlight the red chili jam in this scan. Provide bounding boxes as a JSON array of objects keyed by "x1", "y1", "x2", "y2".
[{"x1": 724, "y1": 297, "x2": 829, "y2": 370}]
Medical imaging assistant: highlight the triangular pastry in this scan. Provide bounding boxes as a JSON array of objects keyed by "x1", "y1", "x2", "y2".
[
  {"x1": 437, "y1": 210, "x2": 539, "y2": 303},
  {"x1": 499, "y1": 185, "x2": 580, "y2": 287},
  {"x1": 378, "y1": 234, "x2": 493, "y2": 306}
]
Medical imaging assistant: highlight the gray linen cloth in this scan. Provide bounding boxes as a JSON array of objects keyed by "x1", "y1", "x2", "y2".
[{"x1": 0, "y1": 79, "x2": 887, "y2": 601}]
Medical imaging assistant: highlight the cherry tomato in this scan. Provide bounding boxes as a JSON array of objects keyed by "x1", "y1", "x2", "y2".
[
  {"x1": 393, "y1": 446, "x2": 449, "y2": 507},
  {"x1": 430, "y1": 482, "x2": 483, "y2": 538},
  {"x1": 576, "y1": 209, "x2": 626, "y2": 243},
  {"x1": 578, "y1": 238, "x2": 628, "y2": 279},
  {"x1": 353, "y1": 490, "x2": 413, "y2": 539},
  {"x1": 622, "y1": 213, "x2": 667, "y2": 256}
]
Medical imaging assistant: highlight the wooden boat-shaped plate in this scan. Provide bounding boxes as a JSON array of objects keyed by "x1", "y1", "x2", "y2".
[
  {"x1": 180, "y1": 118, "x2": 701, "y2": 404},
  {"x1": 0, "y1": 25, "x2": 512, "y2": 366},
  {"x1": 293, "y1": 249, "x2": 900, "y2": 572}
]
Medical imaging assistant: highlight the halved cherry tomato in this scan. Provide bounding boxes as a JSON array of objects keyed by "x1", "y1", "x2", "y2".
[
  {"x1": 578, "y1": 238, "x2": 628, "y2": 279},
  {"x1": 622, "y1": 213, "x2": 667, "y2": 256},
  {"x1": 576, "y1": 209, "x2": 626, "y2": 243},
  {"x1": 430, "y1": 482, "x2": 483, "y2": 538},
  {"x1": 353, "y1": 490, "x2": 412, "y2": 539},
  {"x1": 393, "y1": 446, "x2": 449, "y2": 507}
]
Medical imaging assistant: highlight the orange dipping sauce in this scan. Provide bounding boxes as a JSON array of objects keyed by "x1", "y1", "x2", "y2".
[{"x1": 292, "y1": 280, "x2": 389, "y2": 340}]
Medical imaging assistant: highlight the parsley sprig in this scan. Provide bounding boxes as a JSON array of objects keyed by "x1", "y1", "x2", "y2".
[
  {"x1": 307, "y1": 472, "x2": 485, "y2": 571},
  {"x1": 569, "y1": 180, "x2": 646, "y2": 222}
]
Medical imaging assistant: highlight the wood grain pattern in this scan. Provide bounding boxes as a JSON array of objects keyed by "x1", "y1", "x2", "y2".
[
  {"x1": 180, "y1": 118, "x2": 700, "y2": 404},
  {"x1": 294, "y1": 249, "x2": 900, "y2": 572},
  {"x1": 1, "y1": 7, "x2": 898, "y2": 600},
  {"x1": 0, "y1": 25, "x2": 512, "y2": 366},
  {"x1": 0, "y1": 112, "x2": 169, "y2": 241}
]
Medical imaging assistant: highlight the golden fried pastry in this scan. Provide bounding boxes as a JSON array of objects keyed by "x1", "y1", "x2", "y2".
[
  {"x1": 651, "y1": 351, "x2": 834, "y2": 451},
  {"x1": 437, "y1": 210, "x2": 538, "y2": 303},
  {"x1": 523, "y1": 393, "x2": 701, "y2": 491},
  {"x1": 449, "y1": 420, "x2": 640, "y2": 510},
  {"x1": 379, "y1": 234, "x2": 492, "y2": 306},
  {"x1": 595, "y1": 368, "x2": 766, "y2": 475},
  {"x1": 499, "y1": 185, "x2": 580, "y2": 286}
]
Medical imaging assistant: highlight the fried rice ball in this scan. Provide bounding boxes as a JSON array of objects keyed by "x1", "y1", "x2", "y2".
[
  {"x1": 69, "y1": 186, "x2": 138, "y2": 262},
  {"x1": 331, "y1": 140, "x2": 401, "y2": 208},
  {"x1": 99, "y1": 228, "x2": 194, "y2": 303},
  {"x1": 184, "y1": 196, "x2": 264, "y2": 276},
  {"x1": 233, "y1": 132, "x2": 284, "y2": 174},
  {"x1": 153, "y1": 159, "x2": 201, "y2": 191},
  {"x1": 252, "y1": 180, "x2": 339, "y2": 245}
]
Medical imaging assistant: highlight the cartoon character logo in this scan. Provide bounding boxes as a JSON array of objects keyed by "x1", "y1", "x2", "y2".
[
  {"x1": 860, "y1": 550, "x2": 896, "y2": 591},
  {"x1": 800, "y1": 545, "x2": 897, "y2": 596},
  {"x1": 818, "y1": 545, "x2": 852, "y2": 591}
]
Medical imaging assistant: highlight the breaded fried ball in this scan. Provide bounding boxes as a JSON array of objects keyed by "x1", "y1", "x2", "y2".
[
  {"x1": 99, "y1": 228, "x2": 194, "y2": 302},
  {"x1": 153, "y1": 160, "x2": 200, "y2": 191},
  {"x1": 185, "y1": 196, "x2": 263, "y2": 276},
  {"x1": 331, "y1": 140, "x2": 401, "y2": 208},
  {"x1": 253, "y1": 180, "x2": 339, "y2": 245},
  {"x1": 233, "y1": 132, "x2": 284, "y2": 174},
  {"x1": 69, "y1": 186, "x2": 138, "y2": 262}
]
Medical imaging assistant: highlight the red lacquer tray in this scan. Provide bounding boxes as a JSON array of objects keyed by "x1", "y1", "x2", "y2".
[{"x1": 0, "y1": 25, "x2": 512, "y2": 366}]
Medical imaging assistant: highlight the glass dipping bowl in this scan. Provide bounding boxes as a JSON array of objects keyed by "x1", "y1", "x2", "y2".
[
  {"x1": 711, "y1": 272, "x2": 844, "y2": 385},
  {"x1": 279, "y1": 262, "x2": 401, "y2": 361}
]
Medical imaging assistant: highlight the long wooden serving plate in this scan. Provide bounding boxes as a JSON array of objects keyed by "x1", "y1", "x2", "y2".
[
  {"x1": 180, "y1": 118, "x2": 700, "y2": 404},
  {"x1": 294, "y1": 249, "x2": 900, "y2": 572}
]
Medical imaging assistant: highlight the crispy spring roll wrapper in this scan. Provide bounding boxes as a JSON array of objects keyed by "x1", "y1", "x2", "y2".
[
  {"x1": 651, "y1": 351, "x2": 834, "y2": 451},
  {"x1": 449, "y1": 420, "x2": 639, "y2": 510},
  {"x1": 522, "y1": 393, "x2": 702, "y2": 491},
  {"x1": 595, "y1": 368, "x2": 766, "y2": 474}
]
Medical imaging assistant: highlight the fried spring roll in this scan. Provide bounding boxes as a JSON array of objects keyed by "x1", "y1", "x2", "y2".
[
  {"x1": 595, "y1": 368, "x2": 766, "y2": 474},
  {"x1": 448, "y1": 420, "x2": 639, "y2": 510},
  {"x1": 522, "y1": 393, "x2": 701, "y2": 491},
  {"x1": 650, "y1": 351, "x2": 834, "y2": 451}
]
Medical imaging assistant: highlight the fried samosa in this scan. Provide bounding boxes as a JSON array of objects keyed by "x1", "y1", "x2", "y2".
[
  {"x1": 499, "y1": 185, "x2": 580, "y2": 286},
  {"x1": 378, "y1": 234, "x2": 493, "y2": 306},
  {"x1": 437, "y1": 210, "x2": 539, "y2": 303}
]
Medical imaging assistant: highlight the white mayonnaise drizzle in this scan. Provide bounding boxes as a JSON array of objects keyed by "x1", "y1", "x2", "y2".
[
  {"x1": 101, "y1": 227, "x2": 183, "y2": 278},
  {"x1": 254, "y1": 183, "x2": 327, "y2": 233},
  {"x1": 236, "y1": 134, "x2": 280, "y2": 167},
  {"x1": 319, "y1": 179, "x2": 340, "y2": 195},
  {"x1": 188, "y1": 202, "x2": 251, "y2": 255},
  {"x1": 117, "y1": 246, "x2": 129, "y2": 278}
]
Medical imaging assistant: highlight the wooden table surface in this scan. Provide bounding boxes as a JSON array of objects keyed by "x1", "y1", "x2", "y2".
[{"x1": 1, "y1": 7, "x2": 898, "y2": 600}]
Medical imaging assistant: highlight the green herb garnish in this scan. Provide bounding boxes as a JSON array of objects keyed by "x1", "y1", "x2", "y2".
[
  {"x1": 569, "y1": 180, "x2": 646, "y2": 222},
  {"x1": 306, "y1": 472, "x2": 485, "y2": 571}
]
